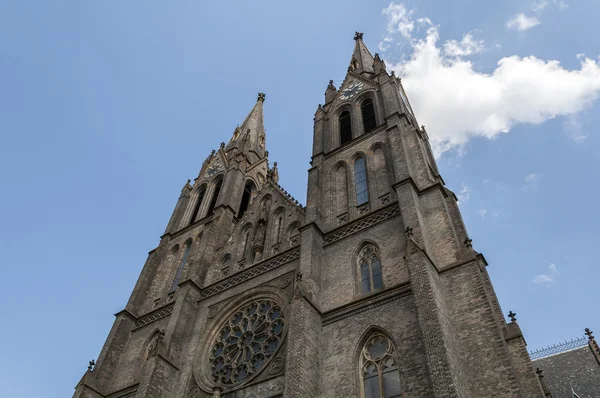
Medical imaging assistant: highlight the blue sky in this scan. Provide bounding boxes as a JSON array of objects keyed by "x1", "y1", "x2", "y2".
[{"x1": 0, "y1": 1, "x2": 598, "y2": 396}]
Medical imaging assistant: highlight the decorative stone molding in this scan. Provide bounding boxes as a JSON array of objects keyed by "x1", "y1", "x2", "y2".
[
  {"x1": 134, "y1": 304, "x2": 174, "y2": 329},
  {"x1": 199, "y1": 248, "x2": 301, "y2": 301},
  {"x1": 324, "y1": 203, "x2": 400, "y2": 245},
  {"x1": 357, "y1": 203, "x2": 369, "y2": 215},
  {"x1": 322, "y1": 285, "x2": 411, "y2": 326},
  {"x1": 379, "y1": 193, "x2": 391, "y2": 205},
  {"x1": 337, "y1": 213, "x2": 348, "y2": 224}
]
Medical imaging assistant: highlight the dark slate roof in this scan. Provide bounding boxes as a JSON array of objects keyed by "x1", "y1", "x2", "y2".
[{"x1": 533, "y1": 345, "x2": 600, "y2": 398}]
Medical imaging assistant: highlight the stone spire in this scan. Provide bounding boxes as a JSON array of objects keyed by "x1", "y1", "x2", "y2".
[
  {"x1": 225, "y1": 93, "x2": 267, "y2": 164},
  {"x1": 348, "y1": 32, "x2": 375, "y2": 75}
]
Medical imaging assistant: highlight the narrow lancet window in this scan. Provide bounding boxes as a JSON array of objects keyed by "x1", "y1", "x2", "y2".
[
  {"x1": 358, "y1": 245, "x2": 383, "y2": 294},
  {"x1": 189, "y1": 185, "x2": 206, "y2": 225},
  {"x1": 274, "y1": 215, "x2": 282, "y2": 243},
  {"x1": 340, "y1": 110, "x2": 352, "y2": 145},
  {"x1": 170, "y1": 240, "x2": 192, "y2": 292},
  {"x1": 207, "y1": 179, "x2": 223, "y2": 215},
  {"x1": 355, "y1": 157, "x2": 369, "y2": 205},
  {"x1": 360, "y1": 333, "x2": 402, "y2": 398},
  {"x1": 238, "y1": 182, "x2": 254, "y2": 218},
  {"x1": 361, "y1": 98, "x2": 376, "y2": 133}
]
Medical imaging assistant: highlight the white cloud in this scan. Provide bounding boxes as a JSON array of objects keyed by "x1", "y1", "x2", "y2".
[
  {"x1": 564, "y1": 116, "x2": 588, "y2": 142},
  {"x1": 525, "y1": 173, "x2": 538, "y2": 182},
  {"x1": 532, "y1": 263, "x2": 560, "y2": 287},
  {"x1": 479, "y1": 208, "x2": 487, "y2": 219},
  {"x1": 443, "y1": 34, "x2": 485, "y2": 57},
  {"x1": 532, "y1": 0, "x2": 548, "y2": 12},
  {"x1": 457, "y1": 184, "x2": 472, "y2": 203},
  {"x1": 383, "y1": 3, "x2": 414, "y2": 38},
  {"x1": 380, "y1": 3, "x2": 600, "y2": 157},
  {"x1": 507, "y1": 13, "x2": 540, "y2": 31},
  {"x1": 553, "y1": 0, "x2": 569, "y2": 10}
]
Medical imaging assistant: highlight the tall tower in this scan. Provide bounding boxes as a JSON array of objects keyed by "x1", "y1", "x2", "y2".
[{"x1": 74, "y1": 34, "x2": 547, "y2": 398}]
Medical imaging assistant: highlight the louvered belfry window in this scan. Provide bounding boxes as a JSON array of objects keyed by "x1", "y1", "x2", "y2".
[
  {"x1": 361, "y1": 98, "x2": 376, "y2": 133},
  {"x1": 340, "y1": 110, "x2": 352, "y2": 145}
]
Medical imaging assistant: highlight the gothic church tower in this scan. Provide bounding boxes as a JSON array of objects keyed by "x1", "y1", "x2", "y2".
[{"x1": 74, "y1": 33, "x2": 548, "y2": 398}]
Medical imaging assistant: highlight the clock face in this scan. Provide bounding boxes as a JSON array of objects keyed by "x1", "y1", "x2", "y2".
[
  {"x1": 204, "y1": 162, "x2": 221, "y2": 179},
  {"x1": 340, "y1": 81, "x2": 364, "y2": 100}
]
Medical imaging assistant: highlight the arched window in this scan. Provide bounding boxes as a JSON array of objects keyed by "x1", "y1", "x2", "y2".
[
  {"x1": 241, "y1": 227, "x2": 251, "y2": 260},
  {"x1": 189, "y1": 185, "x2": 207, "y2": 225},
  {"x1": 170, "y1": 240, "x2": 192, "y2": 292},
  {"x1": 238, "y1": 181, "x2": 254, "y2": 218},
  {"x1": 207, "y1": 179, "x2": 223, "y2": 215},
  {"x1": 361, "y1": 98, "x2": 377, "y2": 133},
  {"x1": 360, "y1": 333, "x2": 402, "y2": 398},
  {"x1": 358, "y1": 245, "x2": 383, "y2": 294},
  {"x1": 355, "y1": 157, "x2": 369, "y2": 205},
  {"x1": 340, "y1": 110, "x2": 352, "y2": 146}
]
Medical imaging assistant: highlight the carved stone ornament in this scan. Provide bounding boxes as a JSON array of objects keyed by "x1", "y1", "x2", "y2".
[
  {"x1": 277, "y1": 276, "x2": 291, "y2": 289},
  {"x1": 268, "y1": 356, "x2": 284, "y2": 375},
  {"x1": 187, "y1": 385, "x2": 201, "y2": 398},
  {"x1": 208, "y1": 306, "x2": 220, "y2": 319}
]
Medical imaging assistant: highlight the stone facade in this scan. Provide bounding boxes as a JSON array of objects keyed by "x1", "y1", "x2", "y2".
[{"x1": 74, "y1": 33, "x2": 549, "y2": 397}]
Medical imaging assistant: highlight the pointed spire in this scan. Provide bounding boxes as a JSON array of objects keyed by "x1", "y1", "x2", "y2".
[
  {"x1": 325, "y1": 80, "x2": 337, "y2": 104},
  {"x1": 348, "y1": 32, "x2": 375, "y2": 75},
  {"x1": 225, "y1": 93, "x2": 267, "y2": 164}
]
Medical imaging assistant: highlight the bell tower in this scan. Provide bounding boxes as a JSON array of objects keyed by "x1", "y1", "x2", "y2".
[{"x1": 74, "y1": 33, "x2": 549, "y2": 398}]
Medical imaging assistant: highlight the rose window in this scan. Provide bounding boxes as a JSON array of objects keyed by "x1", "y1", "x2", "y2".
[{"x1": 209, "y1": 299, "x2": 285, "y2": 386}]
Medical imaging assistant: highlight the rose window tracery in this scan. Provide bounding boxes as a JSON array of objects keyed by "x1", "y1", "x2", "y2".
[{"x1": 209, "y1": 299, "x2": 285, "y2": 386}]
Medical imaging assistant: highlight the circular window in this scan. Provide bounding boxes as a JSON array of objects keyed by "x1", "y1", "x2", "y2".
[{"x1": 209, "y1": 299, "x2": 285, "y2": 386}]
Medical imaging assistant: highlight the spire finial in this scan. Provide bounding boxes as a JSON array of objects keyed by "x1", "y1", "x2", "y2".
[
  {"x1": 88, "y1": 359, "x2": 95, "y2": 371},
  {"x1": 585, "y1": 328, "x2": 594, "y2": 340},
  {"x1": 508, "y1": 311, "x2": 517, "y2": 323},
  {"x1": 354, "y1": 32, "x2": 364, "y2": 41},
  {"x1": 257, "y1": 92, "x2": 266, "y2": 102}
]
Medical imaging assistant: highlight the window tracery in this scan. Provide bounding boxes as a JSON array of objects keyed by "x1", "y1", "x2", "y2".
[
  {"x1": 358, "y1": 245, "x2": 383, "y2": 294},
  {"x1": 209, "y1": 299, "x2": 285, "y2": 386},
  {"x1": 361, "y1": 333, "x2": 402, "y2": 398}
]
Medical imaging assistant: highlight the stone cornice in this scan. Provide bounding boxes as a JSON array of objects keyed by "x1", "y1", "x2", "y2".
[
  {"x1": 322, "y1": 283, "x2": 411, "y2": 326},
  {"x1": 198, "y1": 247, "x2": 301, "y2": 301},
  {"x1": 132, "y1": 303, "x2": 175, "y2": 330},
  {"x1": 323, "y1": 202, "x2": 400, "y2": 245}
]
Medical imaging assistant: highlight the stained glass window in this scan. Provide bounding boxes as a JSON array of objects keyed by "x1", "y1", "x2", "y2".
[
  {"x1": 209, "y1": 299, "x2": 285, "y2": 386},
  {"x1": 361, "y1": 334, "x2": 402, "y2": 398}
]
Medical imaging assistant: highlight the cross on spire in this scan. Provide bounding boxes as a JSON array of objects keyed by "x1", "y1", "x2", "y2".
[
  {"x1": 257, "y1": 92, "x2": 266, "y2": 102},
  {"x1": 354, "y1": 31, "x2": 363, "y2": 41}
]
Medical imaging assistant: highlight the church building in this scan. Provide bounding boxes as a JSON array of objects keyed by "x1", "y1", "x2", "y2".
[{"x1": 74, "y1": 33, "x2": 571, "y2": 398}]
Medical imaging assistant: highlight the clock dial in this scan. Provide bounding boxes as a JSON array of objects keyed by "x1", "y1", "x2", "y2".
[
  {"x1": 340, "y1": 81, "x2": 364, "y2": 100},
  {"x1": 204, "y1": 162, "x2": 222, "y2": 179}
]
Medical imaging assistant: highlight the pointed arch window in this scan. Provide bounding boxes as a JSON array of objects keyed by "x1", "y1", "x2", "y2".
[
  {"x1": 189, "y1": 185, "x2": 207, "y2": 225},
  {"x1": 170, "y1": 240, "x2": 192, "y2": 292},
  {"x1": 361, "y1": 98, "x2": 377, "y2": 133},
  {"x1": 207, "y1": 179, "x2": 223, "y2": 215},
  {"x1": 360, "y1": 333, "x2": 402, "y2": 398},
  {"x1": 340, "y1": 110, "x2": 352, "y2": 146},
  {"x1": 359, "y1": 245, "x2": 383, "y2": 294},
  {"x1": 355, "y1": 157, "x2": 369, "y2": 205},
  {"x1": 274, "y1": 215, "x2": 283, "y2": 243},
  {"x1": 238, "y1": 181, "x2": 254, "y2": 218}
]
